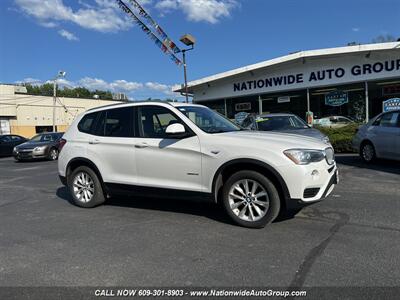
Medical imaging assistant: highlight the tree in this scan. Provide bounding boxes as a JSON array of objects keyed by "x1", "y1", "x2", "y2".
[{"x1": 372, "y1": 34, "x2": 396, "y2": 43}]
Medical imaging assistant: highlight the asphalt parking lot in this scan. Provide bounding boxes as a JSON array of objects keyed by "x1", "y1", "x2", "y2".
[{"x1": 0, "y1": 155, "x2": 399, "y2": 291}]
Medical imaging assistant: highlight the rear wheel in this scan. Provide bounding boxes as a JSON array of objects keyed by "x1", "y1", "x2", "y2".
[
  {"x1": 48, "y1": 148, "x2": 59, "y2": 161},
  {"x1": 360, "y1": 142, "x2": 376, "y2": 163},
  {"x1": 68, "y1": 166, "x2": 105, "y2": 208},
  {"x1": 222, "y1": 170, "x2": 281, "y2": 228}
]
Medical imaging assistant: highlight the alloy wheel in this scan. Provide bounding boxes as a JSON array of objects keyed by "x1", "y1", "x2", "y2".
[
  {"x1": 228, "y1": 179, "x2": 270, "y2": 222},
  {"x1": 362, "y1": 144, "x2": 374, "y2": 162},
  {"x1": 50, "y1": 149, "x2": 58, "y2": 160},
  {"x1": 73, "y1": 172, "x2": 95, "y2": 203}
]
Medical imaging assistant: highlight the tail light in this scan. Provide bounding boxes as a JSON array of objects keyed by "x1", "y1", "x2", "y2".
[{"x1": 59, "y1": 139, "x2": 67, "y2": 152}]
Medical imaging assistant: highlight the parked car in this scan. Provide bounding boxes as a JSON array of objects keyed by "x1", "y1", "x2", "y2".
[
  {"x1": 13, "y1": 132, "x2": 64, "y2": 161},
  {"x1": 313, "y1": 116, "x2": 354, "y2": 128},
  {"x1": 352, "y1": 110, "x2": 400, "y2": 162},
  {"x1": 58, "y1": 102, "x2": 338, "y2": 228},
  {"x1": 241, "y1": 113, "x2": 330, "y2": 144},
  {"x1": 0, "y1": 135, "x2": 27, "y2": 157}
]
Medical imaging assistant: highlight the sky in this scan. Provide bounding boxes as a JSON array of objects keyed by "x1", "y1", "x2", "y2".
[{"x1": 0, "y1": 0, "x2": 399, "y2": 100}]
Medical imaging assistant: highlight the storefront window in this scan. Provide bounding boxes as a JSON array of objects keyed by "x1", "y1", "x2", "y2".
[{"x1": 310, "y1": 83, "x2": 365, "y2": 122}]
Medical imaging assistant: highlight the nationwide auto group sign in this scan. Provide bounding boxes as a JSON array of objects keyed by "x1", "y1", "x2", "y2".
[{"x1": 233, "y1": 59, "x2": 400, "y2": 92}]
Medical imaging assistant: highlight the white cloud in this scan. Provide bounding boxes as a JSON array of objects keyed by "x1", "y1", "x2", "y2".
[
  {"x1": 155, "y1": 0, "x2": 239, "y2": 24},
  {"x1": 58, "y1": 29, "x2": 79, "y2": 41},
  {"x1": 352, "y1": 27, "x2": 360, "y2": 32},
  {"x1": 14, "y1": 0, "x2": 132, "y2": 33},
  {"x1": 16, "y1": 76, "x2": 181, "y2": 98}
]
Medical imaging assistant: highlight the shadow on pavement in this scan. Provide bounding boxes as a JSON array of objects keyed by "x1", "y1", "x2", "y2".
[
  {"x1": 336, "y1": 154, "x2": 400, "y2": 175},
  {"x1": 56, "y1": 186, "x2": 300, "y2": 226}
]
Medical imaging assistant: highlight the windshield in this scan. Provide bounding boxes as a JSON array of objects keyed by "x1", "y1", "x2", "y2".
[
  {"x1": 177, "y1": 106, "x2": 241, "y2": 134},
  {"x1": 29, "y1": 133, "x2": 62, "y2": 142},
  {"x1": 257, "y1": 115, "x2": 309, "y2": 131}
]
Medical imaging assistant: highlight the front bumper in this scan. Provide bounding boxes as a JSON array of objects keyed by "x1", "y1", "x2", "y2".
[
  {"x1": 13, "y1": 149, "x2": 48, "y2": 160},
  {"x1": 285, "y1": 169, "x2": 338, "y2": 210}
]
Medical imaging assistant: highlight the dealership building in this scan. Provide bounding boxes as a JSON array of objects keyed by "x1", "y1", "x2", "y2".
[
  {"x1": 0, "y1": 84, "x2": 122, "y2": 137},
  {"x1": 177, "y1": 42, "x2": 400, "y2": 122}
]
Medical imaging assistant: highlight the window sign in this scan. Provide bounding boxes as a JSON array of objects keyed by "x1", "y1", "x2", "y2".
[
  {"x1": 235, "y1": 102, "x2": 251, "y2": 111},
  {"x1": 325, "y1": 91, "x2": 348, "y2": 107},
  {"x1": 277, "y1": 96, "x2": 291, "y2": 103},
  {"x1": 383, "y1": 98, "x2": 400, "y2": 112}
]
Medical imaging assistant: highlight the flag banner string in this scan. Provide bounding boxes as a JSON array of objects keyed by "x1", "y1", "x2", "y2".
[
  {"x1": 127, "y1": 0, "x2": 181, "y2": 54},
  {"x1": 116, "y1": 0, "x2": 182, "y2": 66}
]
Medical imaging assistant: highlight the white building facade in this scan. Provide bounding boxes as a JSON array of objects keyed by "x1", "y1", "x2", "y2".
[{"x1": 177, "y1": 42, "x2": 400, "y2": 122}]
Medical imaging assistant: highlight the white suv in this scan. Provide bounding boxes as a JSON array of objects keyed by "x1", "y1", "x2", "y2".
[{"x1": 58, "y1": 102, "x2": 338, "y2": 228}]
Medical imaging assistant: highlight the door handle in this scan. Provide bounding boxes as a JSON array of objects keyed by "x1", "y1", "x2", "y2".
[
  {"x1": 134, "y1": 143, "x2": 149, "y2": 149},
  {"x1": 89, "y1": 139, "x2": 100, "y2": 145}
]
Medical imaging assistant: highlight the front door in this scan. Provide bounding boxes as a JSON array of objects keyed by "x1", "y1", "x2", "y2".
[
  {"x1": 371, "y1": 112, "x2": 400, "y2": 159},
  {"x1": 134, "y1": 105, "x2": 202, "y2": 192}
]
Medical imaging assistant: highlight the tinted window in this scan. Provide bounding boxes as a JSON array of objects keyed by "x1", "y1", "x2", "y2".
[
  {"x1": 11, "y1": 135, "x2": 23, "y2": 141},
  {"x1": 0, "y1": 136, "x2": 11, "y2": 142},
  {"x1": 104, "y1": 107, "x2": 134, "y2": 138},
  {"x1": 78, "y1": 112, "x2": 98, "y2": 134},
  {"x1": 138, "y1": 106, "x2": 180, "y2": 138},
  {"x1": 379, "y1": 112, "x2": 399, "y2": 127}
]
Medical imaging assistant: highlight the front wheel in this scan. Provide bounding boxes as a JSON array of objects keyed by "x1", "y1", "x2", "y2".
[
  {"x1": 360, "y1": 142, "x2": 376, "y2": 163},
  {"x1": 222, "y1": 170, "x2": 281, "y2": 228},
  {"x1": 68, "y1": 166, "x2": 105, "y2": 208}
]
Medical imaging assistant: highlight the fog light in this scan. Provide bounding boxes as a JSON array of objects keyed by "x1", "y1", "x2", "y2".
[{"x1": 311, "y1": 170, "x2": 320, "y2": 180}]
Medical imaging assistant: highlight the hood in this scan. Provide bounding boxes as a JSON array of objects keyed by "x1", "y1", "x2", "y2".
[
  {"x1": 274, "y1": 128, "x2": 326, "y2": 140},
  {"x1": 16, "y1": 141, "x2": 51, "y2": 149},
  {"x1": 218, "y1": 130, "x2": 329, "y2": 150}
]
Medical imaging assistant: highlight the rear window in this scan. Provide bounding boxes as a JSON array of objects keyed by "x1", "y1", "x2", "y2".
[
  {"x1": 78, "y1": 107, "x2": 134, "y2": 137},
  {"x1": 78, "y1": 112, "x2": 99, "y2": 134}
]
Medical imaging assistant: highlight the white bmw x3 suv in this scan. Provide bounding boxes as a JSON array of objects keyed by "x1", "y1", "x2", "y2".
[{"x1": 58, "y1": 102, "x2": 338, "y2": 228}]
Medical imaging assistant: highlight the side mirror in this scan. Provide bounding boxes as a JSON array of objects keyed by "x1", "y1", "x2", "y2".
[{"x1": 165, "y1": 123, "x2": 188, "y2": 138}]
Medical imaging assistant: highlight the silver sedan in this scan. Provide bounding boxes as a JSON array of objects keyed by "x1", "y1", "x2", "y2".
[{"x1": 352, "y1": 110, "x2": 400, "y2": 162}]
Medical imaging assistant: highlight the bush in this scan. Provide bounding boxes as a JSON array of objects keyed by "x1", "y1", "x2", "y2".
[{"x1": 315, "y1": 123, "x2": 361, "y2": 153}]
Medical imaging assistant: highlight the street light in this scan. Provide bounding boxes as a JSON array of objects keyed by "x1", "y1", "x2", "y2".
[
  {"x1": 179, "y1": 34, "x2": 196, "y2": 103},
  {"x1": 53, "y1": 71, "x2": 66, "y2": 132}
]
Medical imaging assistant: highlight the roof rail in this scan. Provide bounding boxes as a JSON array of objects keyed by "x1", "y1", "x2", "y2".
[{"x1": 86, "y1": 100, "x2": 174, "y2": 111}]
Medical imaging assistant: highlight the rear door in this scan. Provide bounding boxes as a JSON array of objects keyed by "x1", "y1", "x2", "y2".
[{"x1": 80, "y1": 107, "x2": 138, "y2": 185}]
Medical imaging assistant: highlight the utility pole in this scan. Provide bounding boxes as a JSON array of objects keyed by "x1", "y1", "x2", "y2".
[
  {"x1": 52, "y1": 71, "x2": 66, "y2": 132},
  {"x1": 182, "y1": 49, "x2": 189, "y2": 103},
  {"x1": 53, "y1": 80, "x2": 57, "y2": 132}
]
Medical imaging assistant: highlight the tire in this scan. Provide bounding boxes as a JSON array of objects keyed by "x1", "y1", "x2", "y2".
[
  {"x1": 221, "y1": 170, "x2": 281, "y2": 228},
  {"x1": 68, "y1": 166, "x2": 105, "y2": 208},
  {"x1": 48, "y1": 148, "x2": 59, "y2": 161},
  {"x1": 360, "y1": 142, "x2": 376, "y2": 163}
]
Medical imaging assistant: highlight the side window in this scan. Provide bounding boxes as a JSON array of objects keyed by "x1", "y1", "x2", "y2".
[
  {"x1": 11, "y1": 136, "x2": 22, "y2": 141},
  {"x1": 137, "y1": 106, "x2": 180, "y2": 138},
  {"x1": 0, "y1": 136, "x2": 11, "y2": 143},
  {"x1": 104, "y1": 107, "x2": 134, "y2": 138},
  {"x1": 379, "y1": 112, "x2": 399, "y2": 127},
  {"x1": 78, "y1": 112, "x2": 98, "y2": 134}
]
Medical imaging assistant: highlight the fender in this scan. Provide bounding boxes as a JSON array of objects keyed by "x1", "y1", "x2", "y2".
[
  {"x1": 66, "y1": 157, "x2": 106, "y2": 190},
  {"x1": 211, "y1": 158, "x2": 291, "y2": 204}
]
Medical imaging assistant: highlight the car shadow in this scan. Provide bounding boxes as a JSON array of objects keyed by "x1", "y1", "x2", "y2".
[
  {"x1": 336, "y1": 154, "x2": 400, "y2": 175},
  {"x1": 56, "y1": 186, "x2": 299, "y2": 226}
]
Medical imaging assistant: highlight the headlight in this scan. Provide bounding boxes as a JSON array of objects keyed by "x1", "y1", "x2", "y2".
[
  {"x1": 284, "y1": 149, "x2": 326, "y2": 165},
  {"x1": 325, "y1": 147, "x2": 335, "y2": 165},
  {"x1": 322, "y1": 136, "x2": 330, "y2": 144},
  {"x1": 33, "y1": 146, "x2": 47, "y2": 152},
  {"x1": 13, "y1": 147, "x2": 17, "y2": 152}
]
